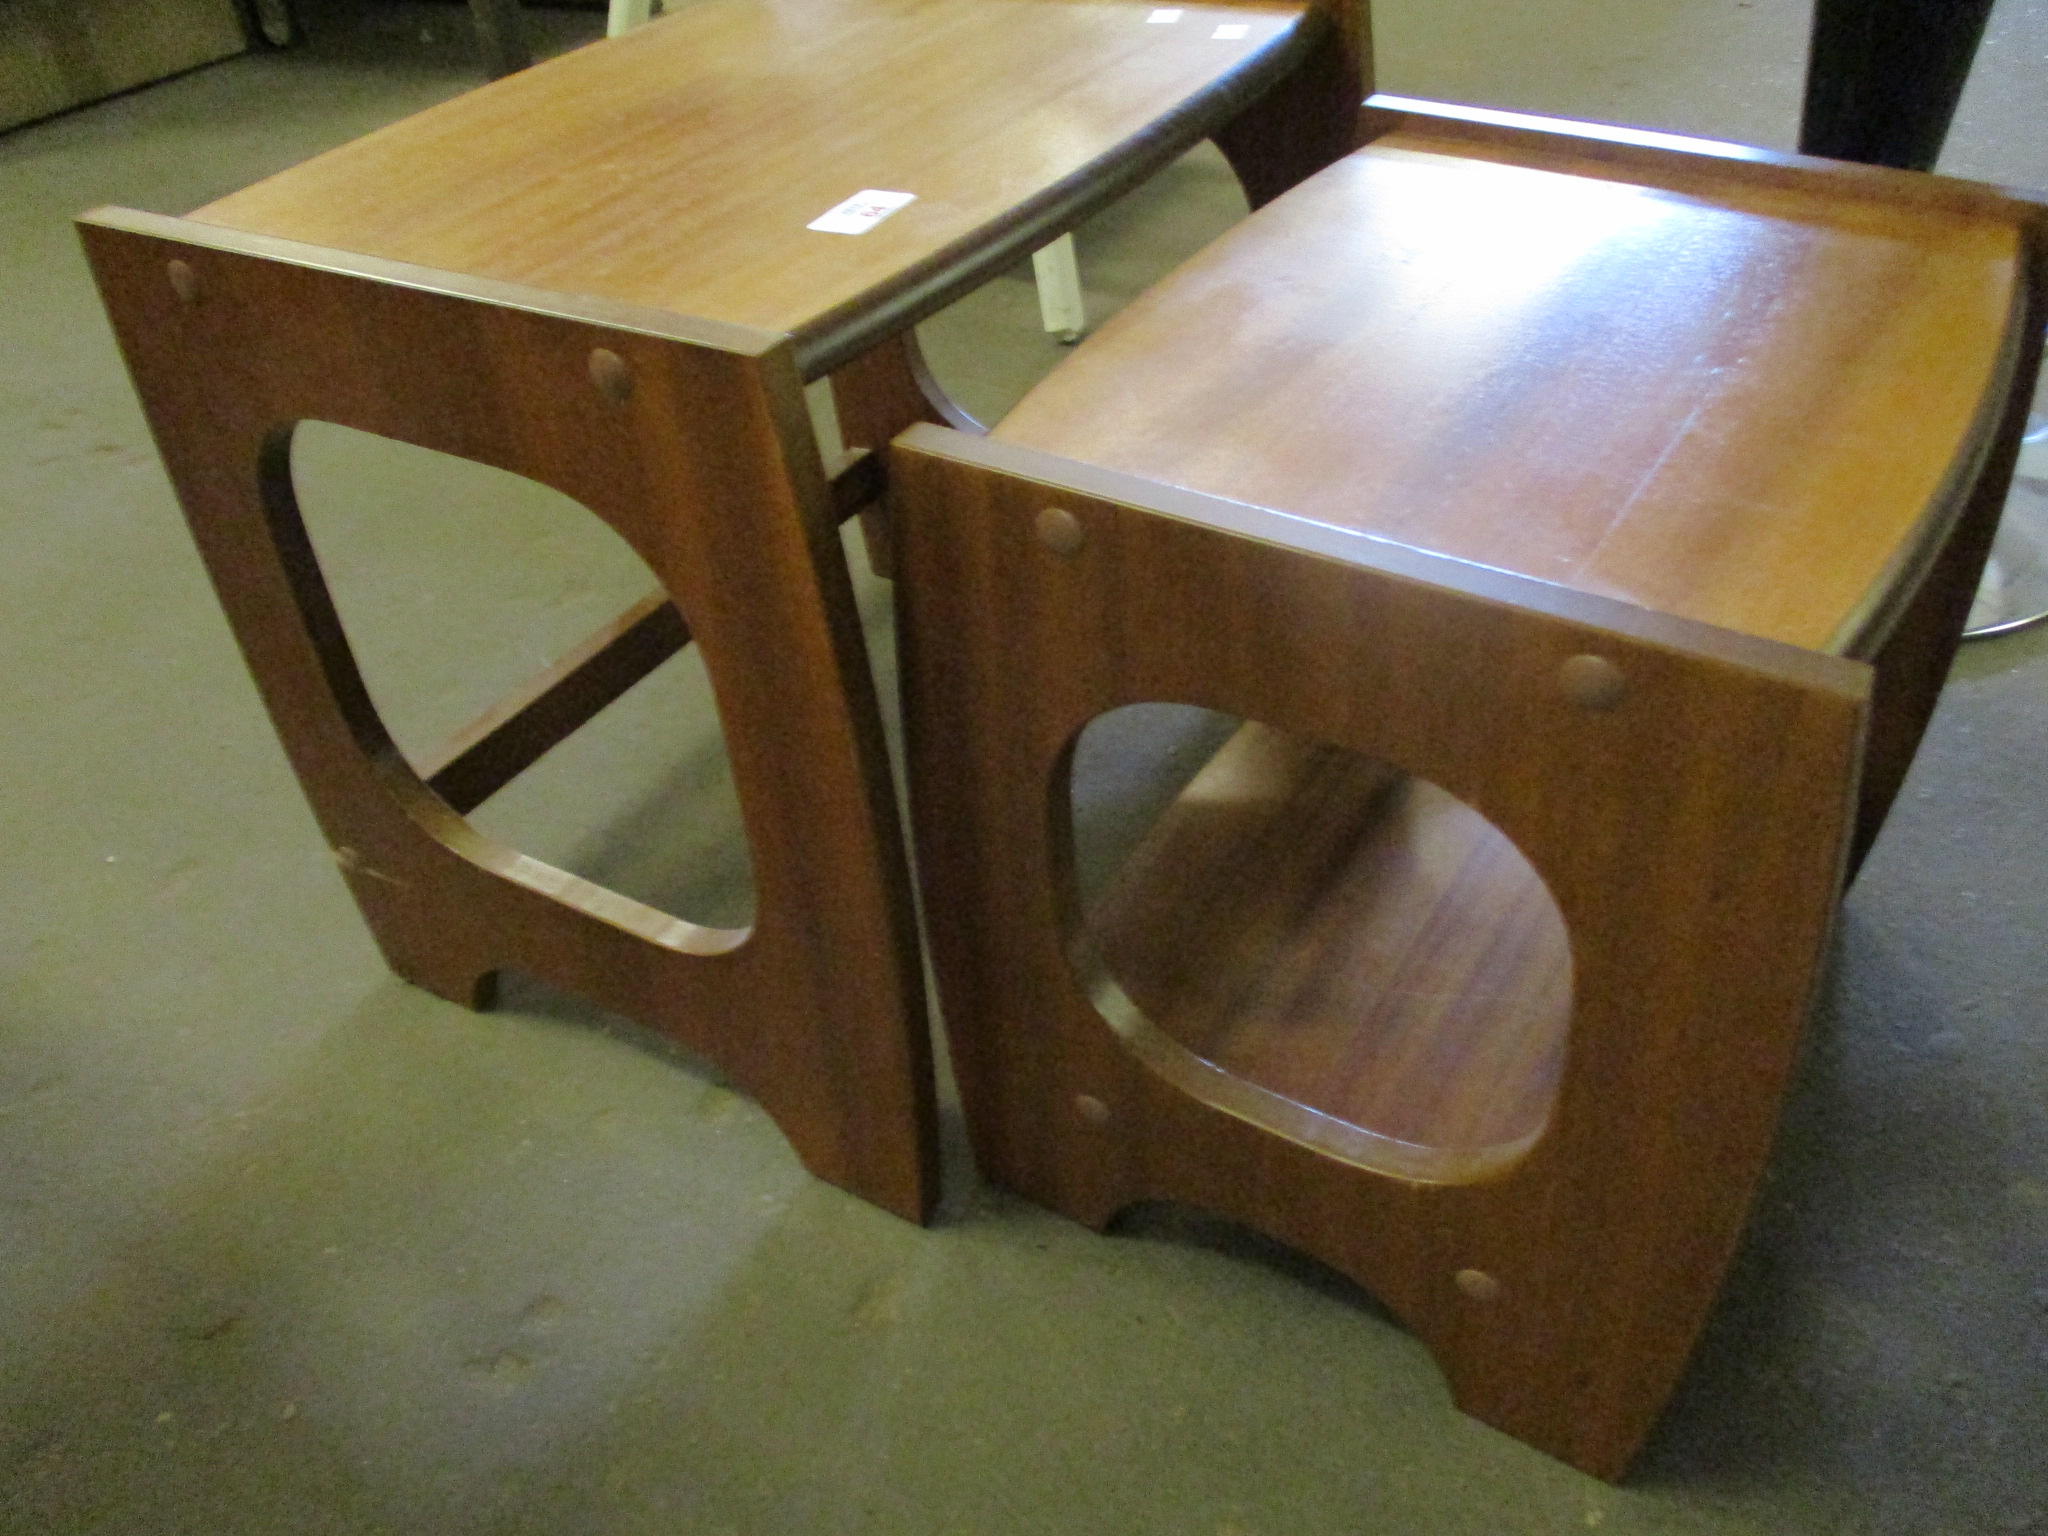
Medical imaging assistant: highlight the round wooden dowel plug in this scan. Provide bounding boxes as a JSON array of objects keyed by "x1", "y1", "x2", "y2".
[
  {"x1": 1559, "y1": 654, "x2": 1626, "y2": 711},
  {"x1": 1455, "y1": 1268, "x2": 1501, "y2": 1303},
  {"x1": 1036, "y1": 506, "x2": 1086, "y2": 557},
  {"x1": 167, "y1": 260, "x2": 200, "y2": 304},
  {"x1": 589, "y1": 348, "x2": 633, "y2": 406}
]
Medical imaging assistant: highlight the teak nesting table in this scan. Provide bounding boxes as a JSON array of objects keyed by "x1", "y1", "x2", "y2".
[
  {"x1": 80, "y1": 0, "x2": 2047, "y2": 1484},
  {"x1": 891, "y1": 98, "x2": 2046, "y2": 1476},
  {"x1": 79, "y1": 0, "x2": 1358, "y2": 1226}
]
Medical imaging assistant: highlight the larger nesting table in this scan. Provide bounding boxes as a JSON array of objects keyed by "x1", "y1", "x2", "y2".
[{"x1": 78, "y1": 0, "x2": 1359, "y2": 1222}]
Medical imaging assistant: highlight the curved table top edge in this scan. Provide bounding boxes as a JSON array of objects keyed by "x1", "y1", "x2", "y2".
[
  {"x1": 787, "y1": 16, "x2": 1321, "y2": 377},
  {"x1": 178, "y1": 0, "x2": 1325, "y2": 379},
  {"x1": 986, "y1": 128, "x2": 2037, "y2": 657}
]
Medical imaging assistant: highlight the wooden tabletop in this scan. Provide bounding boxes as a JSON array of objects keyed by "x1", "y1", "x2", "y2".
[
  {"x1": 189, "y1": 0, "x2": 1309, "y2": 371},
  {"x1": 993, "y1": 126, "x2": 2026, "y2": 653}
]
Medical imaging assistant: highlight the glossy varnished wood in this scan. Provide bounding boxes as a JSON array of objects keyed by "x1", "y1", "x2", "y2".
[
  {"x1": 190, "y1": 0, "x2": 1318, "y2": 370},
  {"x1": 994, "y1": 131, "x2": 2026, "y2": 652},
  {"x1": 893, "y1": 103, "x2": 2044, "y2": 1479},
  {"x1": 1340, "y1": 101, "x2": 2047, "y2": 872},
  {"x1": 1089, "y1": 722, "x2": 1570, "y2": 1172},
  {"x1": 82, "y1": 212, "x2": 939, "y2": 1220},
  {"x1": 75, "y1": 0, "x2": 1369, "y2": 1227},
  {"x1": 828, "y1": 330, "x2": 984, "y2": 577},
  {"x1": 894, "y1": 426, "x2": 1871, "y2": 1476}
]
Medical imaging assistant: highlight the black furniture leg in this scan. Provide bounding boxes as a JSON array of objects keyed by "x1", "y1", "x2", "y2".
[{"x1": 1800, "y1": 0, "x2": 1997, "y2": 170}]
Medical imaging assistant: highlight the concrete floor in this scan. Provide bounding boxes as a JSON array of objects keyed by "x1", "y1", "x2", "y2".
[{"x1": 2, "y1": 2, "x2": 2045, "y2": 1532}]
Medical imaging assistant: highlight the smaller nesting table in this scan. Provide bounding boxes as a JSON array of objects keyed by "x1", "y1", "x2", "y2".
[{"x1": 892, "y1": 97, "x2": 2046, "y2": 1472}]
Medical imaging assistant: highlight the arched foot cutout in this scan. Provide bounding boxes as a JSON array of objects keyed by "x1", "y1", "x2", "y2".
[
  {"x1": 492, "y1": 969, "x2": 727, "y2": 1076},
  {"x1": 1110, "y1": 1198, "x2": 1401, "y2": 1325}
]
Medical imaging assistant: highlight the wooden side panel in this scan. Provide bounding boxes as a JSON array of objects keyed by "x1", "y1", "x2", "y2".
[
  {"x1": 893, "y1": 431, "x2": 1868, "y2": 1476},
  {"x1": 828, "y1": 330, "x2": 982, "y2": 577},
  {"x1": 81, "y1": 218, "x2": 938, "y2": 1222}
]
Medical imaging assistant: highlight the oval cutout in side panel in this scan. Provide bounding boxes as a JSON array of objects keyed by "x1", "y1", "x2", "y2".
[
  {"x1": 289, "y1": 420, "x2": 757, "y2": 933},
  {"x1": 1067, "y1": 709, "x2": 1571, "y2": 1184}
]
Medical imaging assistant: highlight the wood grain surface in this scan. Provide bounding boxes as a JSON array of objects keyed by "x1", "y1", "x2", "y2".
[
  {"x1": 71, "y1": 0, "x2": 1366, "y2": 1228},
  {"x1": 994, "y1": 132, "x2": 2025, "y2": 652},
  {"x1": 72, "y1": 0, "x2": 1376, "y2": 1234},
  {"x1": 83, "y1": 214, "x2": 939, "y2": 1221},
  {"x1": 1089, "y1": 721, "x2": 1570, "y2": 1170},
  {"x1": 891, "y1": 122, "x2": 2041, "y2": 1470},
  {"x1": 893, "y1": 424, "x2": 1872, "y2": 1474},
  {"x1": 190, "y1": 0, "x2": 1313, "y2": 360}
]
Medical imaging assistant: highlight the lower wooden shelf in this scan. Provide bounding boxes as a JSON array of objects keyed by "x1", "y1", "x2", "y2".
[{"x1": 1086, "y1": 721, "x2": 1572, "y2": 1182}]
